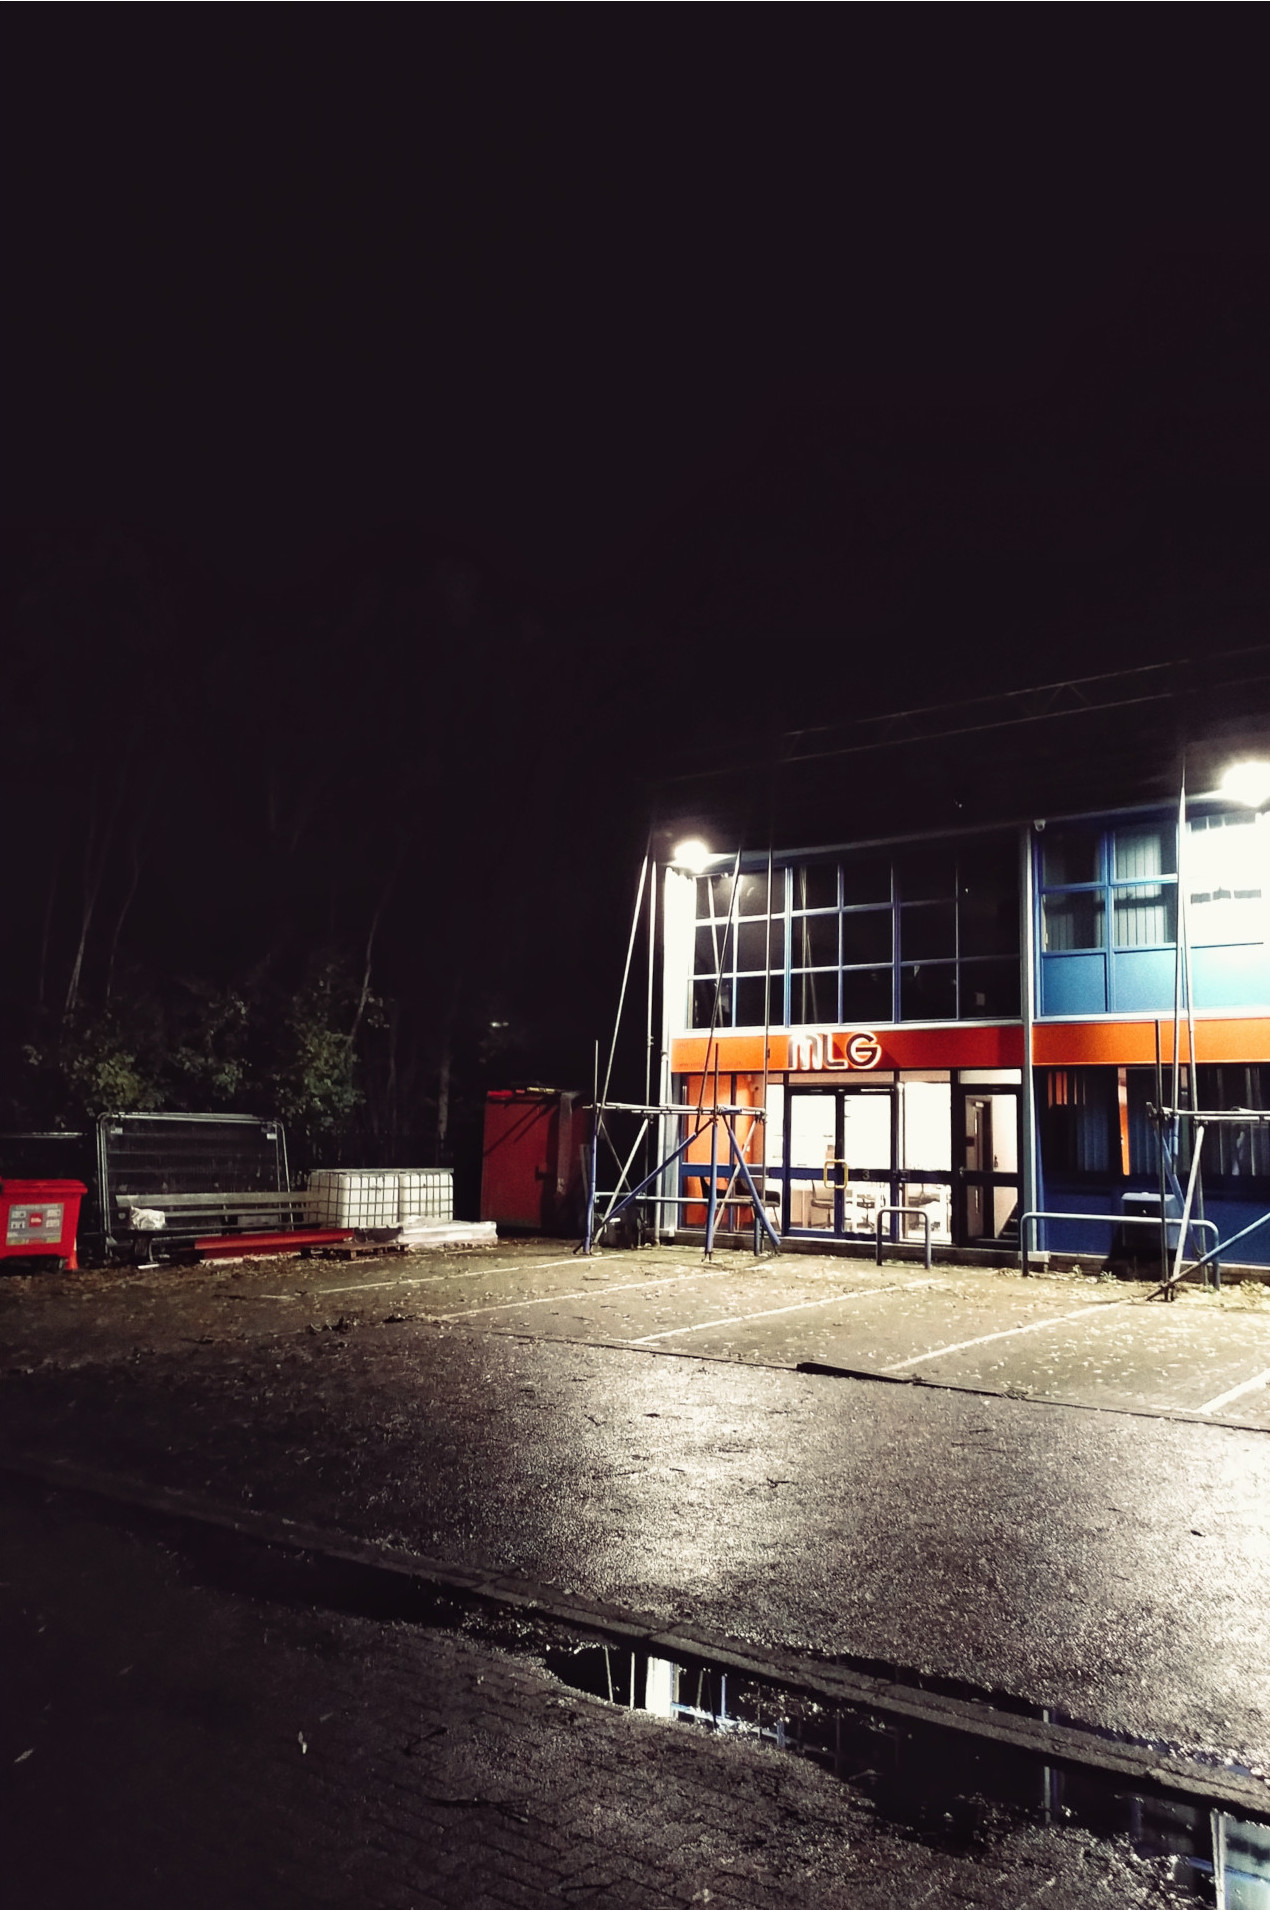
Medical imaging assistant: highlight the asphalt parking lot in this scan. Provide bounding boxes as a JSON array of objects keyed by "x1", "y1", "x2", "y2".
[{"x1": 5, "y1": 1240, "x2": 1270, "y2": 1429}]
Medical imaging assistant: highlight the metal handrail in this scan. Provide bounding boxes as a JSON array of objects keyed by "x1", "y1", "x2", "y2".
[
  {"x1": 874, "y1": 1205, "x2": 933, "y2": 1271},
  {"x1": 1018, "y1": 1210, "x2": 1219, "y2": 1276}
]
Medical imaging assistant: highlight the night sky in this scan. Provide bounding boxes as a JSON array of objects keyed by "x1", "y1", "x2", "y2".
[{"x1": 5, "y1": 10, "x2": 1270, "y2": 1180}]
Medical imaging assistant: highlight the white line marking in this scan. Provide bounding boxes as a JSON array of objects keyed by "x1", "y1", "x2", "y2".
[
  {"x1": 433, "y1": 1265, "x2": 738, "y2": 1322},
  {"x1": 1197, "y1": 1366, "x2": 1270, "y2": 1416},
  {"x1": 626, "y1": 1279, "x2": 941, "y2": 1345},
  {"x1": 259, "y1": 1254, "x2": 598, "y2": 1300},
  {"x1": 882, "y1": 1302, "x2": 1128, "y2": 1372}
]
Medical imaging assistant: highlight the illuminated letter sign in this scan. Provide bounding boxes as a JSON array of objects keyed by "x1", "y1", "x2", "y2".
[
  {"x1": 845, "y1": 1032, "x2": 882, "y2": 1070},
  {"x1": 788, "y1": 1030, "x2": 882, "y2": 1072}
]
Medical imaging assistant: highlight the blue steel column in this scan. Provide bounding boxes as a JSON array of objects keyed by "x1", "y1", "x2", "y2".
[{"x1": 1020, "y1": 824, "x2": 1039, "y2": 1265}]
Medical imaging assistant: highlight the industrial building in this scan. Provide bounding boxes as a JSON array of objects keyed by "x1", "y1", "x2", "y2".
[
  {"x1": 658, "y1": 775, "x2": 1270, "y2": 1268},
  {"x1": 572, "y1": 662, "x2": 1270, "y2": 1277}
]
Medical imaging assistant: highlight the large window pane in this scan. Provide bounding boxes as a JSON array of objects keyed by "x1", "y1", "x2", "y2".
[
  {"x1": 1043, "y1": 830, "x2": 1100, "y2": 887},
  {"x1": 841, "y1": 908, "x2": 892, "y2": 964},
  {"x1": 959, "y1": 959, "x2": 1020, "y2": 1018},
  {"x1": 1043, "y1": 892, "x2": 1105, "y2": 951},
  {"x1": 1114, "y1": 826, "x2": 1175, "y2": 880},
  {"x1": 734, "y1": 975, "x2": 783, "y2": 1028},
  {"x1": 734, "y1": 872, "x2": 772, "y2": 916},
  {"x1": 901, "y1": 901, "x2": 956, "y2": 960},
  {"x1": 696, "y1": 875, "x2": 733, "y2": 920},
  {"x1": 793, "y1": 864, "x2": 838, "y2": 911},
  {"x1": 1197, "y1": 1064, "x2": 1270, "y2": 1178},
  {"x1": 790, "y1": 970, "x2": 837, "y2": 1024},
  {"x1": 1113, "y1": 883, "x2": 1176, "y2": 948},
  {"x1": 694, "y1": 923, "x2": 731, "y2": 975},
  {"x1": 691, "y1": 977, "x2": 732, "y2": 1028},
  {"x1": 900, "y1": 963, "x2": 957, "y2": 1021},
  {"x1": 841, "y1": 854, "x2": 891, "y2": 906},
  {"x1": 735, "y1": 918, "x2": 776, "y2": 970},
  {"x1": 959, "y1": 888, "x2": 1018, "y2": 957},
  {"x1": 1043, "y1": 1068, "x2": 1114, "y2": 1175},
  {"x1": 792, "y1": 913, "x2": 839, "y2": 967},
  {"x1": 895, "y1": 846, "x2": 956, "y2": 900},
  {"x1": 841, "y1": 966, "x2": 893, "y2": 1022}
]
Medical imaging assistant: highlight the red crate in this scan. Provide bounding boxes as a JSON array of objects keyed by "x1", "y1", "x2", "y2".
[{"x1": 0, "y1": 1178, "x2": 88, "y2": 1270}]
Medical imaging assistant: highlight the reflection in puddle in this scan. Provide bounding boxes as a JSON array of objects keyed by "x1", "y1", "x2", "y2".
[{"x1": 545, "y1": 1645, "x2": 1270, "y2": 1903}]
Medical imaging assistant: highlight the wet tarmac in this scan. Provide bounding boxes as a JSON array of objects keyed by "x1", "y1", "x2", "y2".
[
  {"x1": 3, "y1": 1241, "x2": 1270, "y2": 1783},
  {"x1": 3, "y1": 1476, "x2": 1221, "y2": 1910}
]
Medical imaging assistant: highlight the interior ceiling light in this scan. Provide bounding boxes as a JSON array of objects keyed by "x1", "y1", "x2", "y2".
[
  {"x1": 672, "y1": 838, "x2": 714, "y2": 873},
  {"x1": 1218, "y1": 760, "x2": 1270, "y2": 809}
]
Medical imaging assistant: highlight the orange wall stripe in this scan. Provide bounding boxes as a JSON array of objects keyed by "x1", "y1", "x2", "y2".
[
  {"x1": 670, "y1": 1025, "x2": 1025, "y2": 1075},
  {"x1": 1031, "y1": 1018, "x2": 1270, "y2": 1066}
]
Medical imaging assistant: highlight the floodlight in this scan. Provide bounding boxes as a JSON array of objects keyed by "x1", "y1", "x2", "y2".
[
  {"x1": 672, "y1": 838, "x2": 714, "y2": 873},
  {"x1": 1218, "y1": 760, "x2": 1270, "y2": 809}
]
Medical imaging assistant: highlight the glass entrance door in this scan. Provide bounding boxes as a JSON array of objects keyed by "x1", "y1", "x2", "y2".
[
  {"x1": 954, "y1": 1086, "x2": 1021, "y2": 1245},
  {"x1": 785, "y1": 1086, "x2": 894, "y2": 1237}
]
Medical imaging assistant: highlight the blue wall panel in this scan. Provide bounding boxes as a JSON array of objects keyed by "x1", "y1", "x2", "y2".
[
  {"x1": 1111, "y1": 948, "x2": 1176, "y2": 1013},
  {"x1": 1040, "y1": 953, "x2": 1106, "y2": 1017}
]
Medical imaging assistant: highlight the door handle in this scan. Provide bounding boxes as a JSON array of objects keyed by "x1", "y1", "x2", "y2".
[{"x1": 822, "y1": 1158, "x2": 849, "y2": 1188}]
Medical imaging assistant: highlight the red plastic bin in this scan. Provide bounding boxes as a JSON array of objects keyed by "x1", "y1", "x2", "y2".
[{"x1": 0, "y1": 1178, "x2": 87, "y2": 1270}]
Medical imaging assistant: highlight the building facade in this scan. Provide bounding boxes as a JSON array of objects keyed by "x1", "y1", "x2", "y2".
[{"x1": 661, "y1": 794, "x2": 1270, "y2": 1266}]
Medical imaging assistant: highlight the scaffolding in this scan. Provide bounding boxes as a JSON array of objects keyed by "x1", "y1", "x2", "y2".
[
  {"x1": 582, "y1": 843, "x2": 781, "y2": 1259},
  {"x1": 1143, "y1": 762, "x2": 1270, "y2": 1298}
]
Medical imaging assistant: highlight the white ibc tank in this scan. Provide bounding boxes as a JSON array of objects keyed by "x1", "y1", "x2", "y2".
[{"x1": 308, "y1": 1167, "x2": 454, "y2": 1228}]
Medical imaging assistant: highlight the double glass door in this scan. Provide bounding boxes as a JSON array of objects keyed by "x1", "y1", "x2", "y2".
[{"x1": 783, "y1": 1086, "x2": 895, "y2": 1238}]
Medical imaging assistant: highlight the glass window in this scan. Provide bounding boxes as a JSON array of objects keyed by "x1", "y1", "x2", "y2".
[
  {"x1": 696, "y1": 875, "x2": 732, "y2": 920},
  {"x1": 841, "y1": 908, "x2": 892, "y2": 965},
  {"x1": 734, "y1": 919, "x2": 775, "y2": 971},
  {"x1": 841, "y1": 967, "x2": 893, "y2": 1022},
  {"x1": 1043, "y1": 831, "x2": 1100, "y2": 887},
  {"x1": 959, "y1": 959, "x2": 1020, "y2": 1019},
  {"x1": 734, "y1": 872, "x2": 772, "y2": 916},
  {"x1": 1197, "y1": 1065, "x2": 1270, "y2": 1178},
  {"x1": 694, "y1": 923, "x2": 731, "y2": 975},
  {"x1": 900, "y1": 963, "x2": 957, "y2": 1021},
  {"x1": 792, "y1": 913, "x2": 839, "y2": 967},
  {"x1": 900, "y1": 901, "x2": 956, "y2": 961},
  {"x1": 691, "y1": 977, "x2": 732, "y2": 1029},
  {"x1": 841, "y1": 853, "x2": 891, "y2": 906},
  {"x1": 895, "y1": 845, "x2": 956, "y2": 900},
  {"x1": 1114, "y1": 825, "x2": 1176, "y2": 880},
  {"x1": 793, "y1": 864, "x2": 838, "y2": 911},
  {"x1": 1043, "y1": 1068, "x2": 1115, "y2": 1176},
  {"x1": 790, "y1": 971, "x2": 837, "y2": 1024},
  {"x1": 734, "y1": 975, "x2": 783, "y2": 1028},
  {"x1": 1112, "y1": 883, "x2": 1177, "y2": 949},
  {"x1": 1043, "y1": 892, "x2": 1105, "y2": 951}
]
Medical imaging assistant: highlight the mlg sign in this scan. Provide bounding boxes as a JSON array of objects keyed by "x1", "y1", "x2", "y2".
[{"x1": 788, "y1": 1029, "x2": 883, "y2": 1072}]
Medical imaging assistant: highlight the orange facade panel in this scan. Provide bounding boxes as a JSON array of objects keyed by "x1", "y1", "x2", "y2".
[
  {"x1": 670, "y1": 1024, "x2": 1024, "y2": 1077},
  {"x1": 1031, "y1": 1017, "x2": 1270, "y2": 1067}
]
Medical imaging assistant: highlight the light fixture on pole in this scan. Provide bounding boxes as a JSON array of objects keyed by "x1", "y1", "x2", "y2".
[
  {"x1": 672, "y1": 838, "x2": 714, "y2": 873},
  {"x1": 1218, "y1": 759, "x2": 1270, "y2": 810}
]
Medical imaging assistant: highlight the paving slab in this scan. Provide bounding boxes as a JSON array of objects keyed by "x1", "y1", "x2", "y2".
[{"x1": 0, "y1": 1478, "x2": 1206, "y2": 1909}]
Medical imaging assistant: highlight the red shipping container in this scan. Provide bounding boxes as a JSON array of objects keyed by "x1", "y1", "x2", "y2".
[
  {"x1": 480, "y1": 1090, "x2": 588, "y2": 1234},
  {"x1": 0, "y1": 1178, "x2": 88, "y2": 1270}
]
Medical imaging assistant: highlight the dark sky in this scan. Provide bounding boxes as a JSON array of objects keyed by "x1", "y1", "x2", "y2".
[
  {"x1": 8, "y1": 10, "x2": 1266, "y2": 595},
  {"x1": 4, "y1": 9, "x2": 1270, "y2": 1140}
]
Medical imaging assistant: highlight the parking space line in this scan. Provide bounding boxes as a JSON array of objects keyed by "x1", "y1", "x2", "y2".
[
  {"x1": 432, "y1": 1264, "x2": 740, "y2": 1322},
  {"x1": 1197, "y1": 1366, "x2": 1270, "y2": 1416},
  {"x1": 882, "y1": 1301, "x2": 1129, "y2": 1372},
  {"x1": 626, "y1": 1278, "x2": 941, "y2": 1345},
  {"x1": 260, "y1": 1254, "x2": 600, "y2": 1300}
]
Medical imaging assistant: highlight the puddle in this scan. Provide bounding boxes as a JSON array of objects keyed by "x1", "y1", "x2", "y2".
[
  {"x1": 11, "y1": 1467, "x2": 1270, "y2": 1905},
  {"x1": 545, "y1": 1643, "x2": 1270, "y2": 1904}
]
